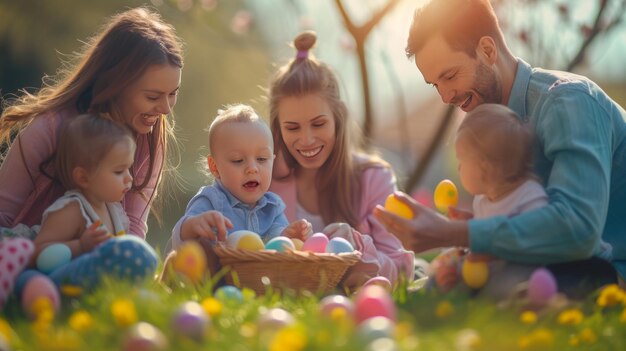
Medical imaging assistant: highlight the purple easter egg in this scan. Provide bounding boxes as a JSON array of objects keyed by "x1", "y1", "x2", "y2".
[
  {"x1": 320, "y1": 294, "x2": 354, "y2": 318},
  {"x1": 171, "y1": 301, "x2": 211, "y2": 341},
  {"x1": 527, "y1": 268, "x2": 557, "y2": 307}
]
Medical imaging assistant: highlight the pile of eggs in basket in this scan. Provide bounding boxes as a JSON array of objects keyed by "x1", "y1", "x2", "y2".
[{"x1": 226, "y1": 230, "x2": 354, "y2": 254}]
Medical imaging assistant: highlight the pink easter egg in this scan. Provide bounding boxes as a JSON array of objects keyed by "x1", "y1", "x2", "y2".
[
  {"x1": 21, "y1": 275, "x2": 60, "y2": 318},
  {"x1": 527, "y1": 268, "x2": 557, "y2": 307},
  {"x1": 301, "y1": 233, "x2": 329, "y2": 253},
  {"x1": 123, "y1": 322, "x2": 168, "y2": 351},
  {"x1": 354, "y1": 285, "x2": 396, "y2": 324},
  {"x1": 320, "y1": 294, "x2": 354, "y2": 318},
  {"x1": 362, "y1": 276, "x2": 393, "y2": 292}
]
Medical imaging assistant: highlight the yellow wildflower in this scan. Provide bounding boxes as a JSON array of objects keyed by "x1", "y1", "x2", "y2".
[
  {"x1": 201, "y1": 297, "x2": 223, "y2": 318},
  {"x1": 568, "y1": 335, "x2": 579, "y2": 346},
  {"x1": 37, "y1": 328, "x2": 82, "y2": 351},
  {"x1": 435, "y1": 300, "x2": 454, "y2": 318},
  {"x1": 520, "y1": 311, "x2": 538, "y2": 325},
  {"x1": 111, "y1": 298, "x2": 137, "y2": 327},
  {"x1": 596, "y1": 284, "x2": 624, "y2": 308},
  {"x1": 0, "y1": 318, "x2": 14, "y2": 343},
  {"x1": 30, "y1": 297, "x2": 55, "y2": 319},
  {"x1": 518, "y1": 328, "x2": 554, "y2": 350},
  {"x1": 60, "y1": 285, "x2": 83, "y2": 298},
  {"x1": 578, "y1": 328, "x2": 597, "y2": 344},
  {"x1": 269, "y1": 325, "x2": 307, "y2": 351},
  {"x1": 239, "y1": 322, "x2": 257, "y2": 338},
  {"x1": 69, "y1": 310, "x2": 94, "y2": 332},
  {"x1": 557, "y1": 308, "x2": 584, "y2": 326}
]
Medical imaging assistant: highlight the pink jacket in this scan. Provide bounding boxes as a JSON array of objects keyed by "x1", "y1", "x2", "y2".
[
  {"x1": 0, "y1": 109, "x2": 161, "y2": 239},
  {"x1": 269, "y1": 165, "x2": 414, "y2": 284}
]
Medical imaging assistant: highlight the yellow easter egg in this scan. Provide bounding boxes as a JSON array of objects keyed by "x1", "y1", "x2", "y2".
[
  {"x1": 291, "y1": 238, "x2": 304, "y2": 251},
  {"x1": 461, "y1": 259, "x2": 489, "y2": 289},
  {"x1": 434, "y1": 179, "x2": 458, "y2": 214},
  {"x1": 384, "y1": 194, "x2": 414, "y2": 219},
  {"x1": 236, "y1": 233, "x2": 264, "y2": 251},
  {"x1": 172, "y1": 241, "x2": 207, "y2": 284}
]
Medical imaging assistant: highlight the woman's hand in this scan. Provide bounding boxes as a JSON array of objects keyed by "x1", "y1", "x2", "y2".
[
  {"x1": 323, "y1": 222, "x2": 357, "y2": 248},
  {"x1": 181, "y1": 211, "x2": 233, "y2": 242},
  {"x1": 282, "y1": 219, "x2": 312, "y2": 240},
  {"x1": 79, "y1": 220, "x2": 111, "y2": 254},
  {"x1": 373, "y1": 191, "x2": 469, "y2": 253}
]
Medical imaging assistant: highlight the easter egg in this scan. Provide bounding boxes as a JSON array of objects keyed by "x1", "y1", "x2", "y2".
[
  {"x1": 172, "y1": 241, "x2": 207, "y2": 284},
  {"x1": 434, "y1": 179, "x2": 458, "y2": 214},
  {"x1": 362, "y1": 276, "x2": 393, "y2": 292},
  {"x1": 257, "y1": 308, "x2": 294, "y2": 333},
  {"x1": 264, "y1": 236, "x2": 295, "y2": 252},
  {"x1": 123, "y1": 322, "x2": 168, "y2": 351},
  {"x1": 15, "y1": 269, "x2": 42, "y2": 296},
  {"x1": 461, "y1": 258, "x2": 489, "y2": 289},
  {"x1": 365, "y1": 337, "x2": 399, "y2": 351},
  {"x1": 226, "y1": 230, "x2": 264, "y2": 251},
  {"x1": 326, "y1": 237, "x2": 354, "y2": 254},
  {"x1": 302, "y1": 233, "x2": 329, "y2": 253},
  {"x1": 384, "y1": 194, "x2": 413, "y2": 219},
  {"x1": 215, "y1": 285, "x2": 243, "y2": 304},
  {"x1": 171, "y1": 301, "x2": 211, "y2": 341},
  {"x1": 21, "y1": 275, "x2": 60, "y2": 318},
  {"x1": 36, "y1": 243, "x2": 71, "y2": 274},
  {"x1": 291, "y1": 238, "x2": 304, "y2": 251},
  {"x1": 320, "y1": 294, "x2": 354, "y2": 318},
  {"x1": 357, "y1": 316, "x2": 396, "y2": 343},
  {"x1": 527, "y1": 268, "x2": 557, "y2": 307},
  {"x1": 430, "y1": 248, "x2": 464, "y2": 291},
  {"x1": 354, "y1": 285, "x2": 396, "y2": 324}
]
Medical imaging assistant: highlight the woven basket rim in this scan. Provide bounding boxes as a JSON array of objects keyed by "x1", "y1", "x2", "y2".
[{"x1": 214, "y1": 244, "x2": 361, "y2": 265}]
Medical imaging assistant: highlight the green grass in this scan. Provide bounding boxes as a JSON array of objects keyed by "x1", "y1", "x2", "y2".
[{"x1": 1, "y1": 273, "x2": 626, "y2": 351}]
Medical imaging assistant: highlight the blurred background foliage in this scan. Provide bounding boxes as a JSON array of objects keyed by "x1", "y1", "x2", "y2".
[{"x1": 1, "y1": 0, "x2": 625, "y2": 254}]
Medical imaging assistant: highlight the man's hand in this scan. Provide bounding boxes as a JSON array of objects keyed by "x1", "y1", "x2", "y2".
[
  {"x1": 373, "y1": 191, "x2": 469, "y2": 253},
  {"x1": 180, "y1": 211, "x2": 233, "y2": 242}
]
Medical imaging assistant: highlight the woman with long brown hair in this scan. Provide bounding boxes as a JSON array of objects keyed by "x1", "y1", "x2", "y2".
[
  {"x1": 0, "y1": 7, "x2": 182, "y2": 302},
  {"x1": 268, "y1": 31, "x2": 414, "y2": 289}
]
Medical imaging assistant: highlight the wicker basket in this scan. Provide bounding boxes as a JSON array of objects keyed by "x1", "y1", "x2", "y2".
[{"x1": 214, "y1": 244, "x2": 361, "y2": 294}]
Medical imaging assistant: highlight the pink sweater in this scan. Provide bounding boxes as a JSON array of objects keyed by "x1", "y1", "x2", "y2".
[
  {"x1": 0, "y1": 109, "x2": 162, "y2": 239},
  {"x1": 269, "y1": 165, "x2": 414, "y2": 284}
]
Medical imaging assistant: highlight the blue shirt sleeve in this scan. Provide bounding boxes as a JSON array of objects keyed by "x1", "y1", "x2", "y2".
[
  {"x1": 262, "y1": 192, "x2": 289, "y2": 240},
  {"x1": 470, "y1": 86, "x2": 613, "y2": 263}
]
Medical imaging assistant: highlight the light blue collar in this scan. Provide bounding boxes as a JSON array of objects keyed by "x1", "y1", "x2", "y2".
[{"x1": 507, "y1": 58, "x2": 532, "y2": 121}]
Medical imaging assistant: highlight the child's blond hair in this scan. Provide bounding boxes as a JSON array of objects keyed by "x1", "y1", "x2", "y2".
[{"x1": 207, "y1": 104, "x2": 269, "y2": 154}]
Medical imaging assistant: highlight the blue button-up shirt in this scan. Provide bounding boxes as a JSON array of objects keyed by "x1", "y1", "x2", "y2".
[
  {"x1": 171, "y1": 181, "x2": 288, "y2": 249},
  {"x1": 469, "y1": 58, "x2": 626, "y2": 279}
]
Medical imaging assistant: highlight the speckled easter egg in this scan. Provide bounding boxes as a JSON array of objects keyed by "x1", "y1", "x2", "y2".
[
  {"x1": 257, "y1": 308, "x2": 294, "y2": 332},
  {"x1": 301, "y1": 233, "x2": 329, "y2": 253},
  {"x1": 122, "y1": 322, "x2": 168, "y2": 351},
  {"x1": 171, "y1": 301, "x2": 211, "y2": 341},
  {"x1": 264, "y1": 236, "x2": 295, "y2": 252},
  {"x1": 434, "y1": 179, "x2": 458, "y2": 214},
  {"x1": 226, "y1": 230, "x2": 264, "y2": 251},
  {"x1": 357, "y1": 316, "x2": 396, "y2": 343},
  {"x1": 21, "y1": 275, "x2": 60, "y2": 318},
  {"x1": 326, "y1": 237, "x2": 354, "y2": 254},
  {"x1": 172, "y1": 241, "x2": 207, "y2": 284},
  {"x1": 384, "y1": 194, "x2": 414, "y2": 219},
  {"x1": 362, "y1": 276, "x2": 393, "y2": 292},
  {"x1": 291, "y1": 238, "x2": 304, "y2": 251},
  {"x1": 320, "y1": 294, "x2": 354, "y2": 318},
  {"x1": 36, "y1": 243, "x2": 71, "y2": 274},
  {"x1": 354, "y1": 285, "x2": 396, "y2": 324},
  {"x1": 461, "y1": 259, "x2": 489, "y2": 289},
  {"x1": 214, "y1": 285, "x2": 243, "y2": 304},
  {"x1": 527, "y1": 268, "x2": 557, "y2": 307}
]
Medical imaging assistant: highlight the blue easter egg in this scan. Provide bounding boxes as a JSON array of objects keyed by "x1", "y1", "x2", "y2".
[
  {"x1": 325, "y1": 237, "x2": 354, "y2": 254},
  {"x1": 264, "y1": 237, "x2": 295, "y2": 252},
  {"x1": 36, "y1": 243, "x2": 71, "y2": 274},
  {"x1": 214, "y1": 285, "x2": 243, "y2": 303}
]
